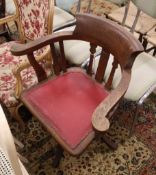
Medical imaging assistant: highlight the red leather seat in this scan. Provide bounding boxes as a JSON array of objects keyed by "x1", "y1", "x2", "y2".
[{"x1": 22, "y1": 71, "x2": 108, "y2": 149}]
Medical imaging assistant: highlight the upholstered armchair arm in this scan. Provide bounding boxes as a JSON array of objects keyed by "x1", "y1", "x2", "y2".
[
  {"x1": 92, "y1": 70, "x2": 131, "y2": 132},
  {"x1": 12, "y1": 46, "x2": 51, "y2": 98},
  {"x1": 0, "y1": 14, "x2": 17, "y2": 25}
]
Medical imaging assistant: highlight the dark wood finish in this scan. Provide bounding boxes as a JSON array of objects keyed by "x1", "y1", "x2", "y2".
[
  {"x1": 87, "y1": 43, "x2": 97, "y2": 75},
  {"x1": 59, "y1": 41, "x2": 67, "y2": 72},
  {"x1": 50, "y1": 43, "x2": 61, "y2": 75},
  {"x1": 27, "y1": 53, "x2": 47, "y2": 82},
  {"x1": 105, "y1": 59, "x2": 118, "y2": 90},
  {"x1": 0, "y1": 0, "x2": 5, "y2": 18},
  {"x1": 11, "y1": 14, "x2": 144, "y2": 156},
  {"x1": 95, "y1": 50, "x2": 110, "y2": 83}
]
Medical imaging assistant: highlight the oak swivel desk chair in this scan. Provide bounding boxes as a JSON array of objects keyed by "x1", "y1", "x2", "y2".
[{"x1": 11, "y1": 14, "x2": 143, "y2": 167}]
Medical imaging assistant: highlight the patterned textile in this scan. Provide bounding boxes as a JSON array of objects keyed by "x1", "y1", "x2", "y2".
[
  {"x1": 17, "y1": 0, "x2": 49, "y2": 40},
  {"x1": 0, "y1": 148, "x2": 15, "y2": 175},
  {"x1": 0, "y1": 41, "x2": 51, "y2": 107},
  {"x1": 70, "y1": 0, "x2": 119, "y2": 16}
]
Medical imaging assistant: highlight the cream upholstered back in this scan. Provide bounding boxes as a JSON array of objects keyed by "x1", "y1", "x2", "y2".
[
  {"x1": 132, "y1": 0, "x2": 156, "y2": 18},
  {"x1": 14, "y1": 0, "x2": 54, "y2": 41},
  {"x1": 0, "y1": 106, "x2": 23, "y2": 175}
]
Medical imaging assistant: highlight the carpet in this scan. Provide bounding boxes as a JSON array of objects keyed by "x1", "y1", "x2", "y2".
[{"x1": 6, "y1": 94, "x2": 156, "y2": 175}]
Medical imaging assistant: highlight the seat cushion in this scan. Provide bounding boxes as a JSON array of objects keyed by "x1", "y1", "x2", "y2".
[
  {"x1": 5, "y1": 0, "x2": 16, "y2": 15},
  {"x1": 53, "y1": 6, "x2": 75, "y2": 31},
  {"x1": 22, "y1": 71, "x2": 108, "y2": 149},
  {"x1": 108, "y1": 2, "x2": 156, "y2": 34},
  {"x1": 0, "y1": 42, "x2": 50, "y2": 108},
  {"x1": 70, "y1": 0, "x2": 119, "y2": 16},
  {"x1": 93, "y1": 52, "x2": 156, "y2": 101}
]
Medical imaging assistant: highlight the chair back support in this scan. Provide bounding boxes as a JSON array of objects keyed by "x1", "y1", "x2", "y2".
[
  {"x1": 122, "y1": 0, "x2": 156, "y2": 33},
  {"x1": 76, "y1": 0, "x2": 93, "y2": 13},
  {"x1": 14, "y1": 0, "x2": 54, "y2": 41},
  {"x1": 74, "y1": 14, "x2": 142, "y2": 67},
  {"x1": 11, "y1": 14, "x2": 143, "y2": 90},
  {"x1": 132, "y1": 0, "x2": 156, "y2": 18}
]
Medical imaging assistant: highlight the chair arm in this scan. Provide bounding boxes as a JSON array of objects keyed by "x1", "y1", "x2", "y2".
[
  {"x1": 10, "y1": 31, "x2": 73, "y2": 56},
  {"x1": 0, "y1": 14, "x2": 17, "y2": 25},
  {"x1": 92, "y1": 70, "x2": 131, "y2": 132}
]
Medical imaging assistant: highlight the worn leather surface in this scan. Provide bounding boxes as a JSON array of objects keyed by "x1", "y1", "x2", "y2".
[{"x1": 22, "y1": 71, "x2": 108, "y2": 148}]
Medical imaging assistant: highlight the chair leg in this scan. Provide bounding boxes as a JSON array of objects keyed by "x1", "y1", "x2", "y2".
[
  {"x1": 138, "y1": 34, "x2": 143, "y2": 43},
  {"x1": 153, "y1": 48, "x2": 156, "y2": 56},
  {"x1": 142, "y1": 38, "x2": 148, "y2": 50},
  {"x1": 129, "y1": 103, "x2": 140, "y2": 137},
  {"x1": 52, "y1": 144, "x2": 64, "y2": 168},
  {"x1": 102, "y1": 135, "x2": 118, "y2": 150}
]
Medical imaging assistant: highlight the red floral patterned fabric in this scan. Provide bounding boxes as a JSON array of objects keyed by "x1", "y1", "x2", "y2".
[
  {"x1": 0, "y1": 42, "x2": 51, "y2": 107},
  {"x1": 17, "y1": 0, "x2": 49, "y2": 40}
]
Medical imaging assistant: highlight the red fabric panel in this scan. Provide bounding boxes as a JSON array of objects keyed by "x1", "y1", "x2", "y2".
[{"x1": 23, "y1": 71, "x2": 108, "y2": 149}]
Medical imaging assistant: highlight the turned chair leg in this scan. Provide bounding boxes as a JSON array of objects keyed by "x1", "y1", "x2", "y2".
[
  {"x1": 52, "y1": 144, "x2": 64, "y2": 168},
  {"x1": 129, "y1": 103, "x2": 141, "y2": 137},
  {"x1": 102, "y1": 135, "x2": 118, "y2": 150},
  {"x1": 153, "y1": 48, "x2": 156, "y2": 56}
]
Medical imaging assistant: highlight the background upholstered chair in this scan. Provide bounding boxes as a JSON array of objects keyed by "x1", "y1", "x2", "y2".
[
  {"x1": 108, "y1": 0, "x2": 156, "y2": 43},
  {"x1": 11, "y1": 14, "x2": 143, "y2": 166},
  {"x1": 0, "y1": 0, "x2": 54, "y2": 127},
  {"x1": 0, "y1": 105, "x2": 29, "y2": 175}
]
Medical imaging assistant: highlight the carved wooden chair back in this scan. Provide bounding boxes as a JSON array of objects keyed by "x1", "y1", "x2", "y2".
[
  {"x1": 13, "y1": 0, "x2": 54, "y2": 42},
  {"x1": 51, "y1": 14, "x2": 143, "y2": 86}
]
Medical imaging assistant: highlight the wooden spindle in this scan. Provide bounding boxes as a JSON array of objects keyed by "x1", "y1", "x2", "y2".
[
  {"x1": 50, "y1": 43, "x2": 61, "y2": 75},
  {"x1": 27, "y1": 53, "x2": 47, "y2": 82},
  {"x1": 87, "y1": 0, "x2": 92, "y2": 13},
  {"x1": 105, "y1": 58, "x2": 118, "y2": 90},
  {"x1": 95, "y1": 50, "x2": 110, "y2": 83},
  {"x1": 87, "y1": 43, "x2": 97, "y2": 75},
  {"x1": 59, "y1": 41, "x2": 67, "y2": 72}
]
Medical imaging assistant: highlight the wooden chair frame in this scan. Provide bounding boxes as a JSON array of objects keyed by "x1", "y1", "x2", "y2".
[{"x1": 11, "y1": 13, "x2": 143, "y2": 159}]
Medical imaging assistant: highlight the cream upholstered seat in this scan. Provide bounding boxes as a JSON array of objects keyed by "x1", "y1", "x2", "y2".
[
  {"x1": 5, "y1": 0, "x2": 16, "y2": 15},
  {"x1": 93, "y1": 52, "x2": 156, "y2": 101},
  {"x1": 108, "y1": 0, "x2": 156, "y2": 36},
  {"x1": 0, "y1": 105, "x2": 29, "y2": 175},
  {"x1": 54, "y1": 25, "x2": 101, "y2": 65},
  {"x1": 70, "y1": 0, "x2": 120, "y2": 17},
  {"x1": 53, "y1": 6, "x2": 75, "y2": 31}
]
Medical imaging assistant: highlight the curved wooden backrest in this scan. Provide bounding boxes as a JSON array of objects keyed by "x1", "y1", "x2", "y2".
[
  {"x1": 13, "y1": 0, "x2": 54, "y2": 42},
  {"x1": 132, "y1": 0, "x2": 156, "y2": 18},
  {"x1": 11, "y1": 14, "x2": 144, "y2": 89},
  {"x1": 73, "y1": 14, "x2": 143, "y2": 67}
]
